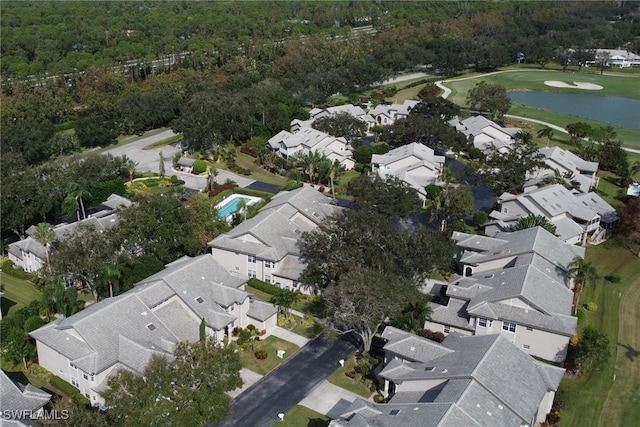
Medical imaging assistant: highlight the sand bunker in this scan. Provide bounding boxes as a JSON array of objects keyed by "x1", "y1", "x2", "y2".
[{"x1": 544, "y1": 81, "x2": 603, "y2": 90}]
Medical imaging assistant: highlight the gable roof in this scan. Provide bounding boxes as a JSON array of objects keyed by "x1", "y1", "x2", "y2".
[
  {"x1": 209, "y1": 186, "x2": 341, "y2": 261},
  {"x1": 538, "y1": 146, "x2": 598, "y2": 174},
  {"x1": 31, "y1": 255, "x2": 258, "y2": 376},
  {"x1": 0, "y1": 370, "x2": 51, "y2": 423},
  {"x1": 456, "y1": 226, "x2": 585, "y2": 271},
  {"x1": 338, "y1": 332, "x2": 564, "y2": 427}
]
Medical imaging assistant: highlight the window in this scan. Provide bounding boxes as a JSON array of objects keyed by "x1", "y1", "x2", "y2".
[
  {"x1": 443, "y1": 325, "x2": 450, "y2": 333},
  {"x1": 84, "y1": 392, "x2": 90, "y2": 399},
  {"x1": 292, "y1": 281, "x2": 299, "y2": 288},
  {"x1": 264, "y1": 261, "x2": 273, "y2": 269},
  {"x1": 248, "y1": 270, "x2": 257, "y2": 278},
  {"x1": 502, "y1": 321, "x2": 516, "y2": 333},
  {"x1": 83, "y1": 373, "x2": 88, "y2": 380},
  {"x1": 71, "y1": 377, "x2": 78, "y2": 387},
  {"x1": 523, "y1": 344, "x2": 530, "y2": 350},
  {"x1": 265, "y1": 275, "x2": 272, "y2": 283},
  {"x1": 503, "y1": 207, "x2": 509, "y2": 214},
  {"x1": 478, "y1": 318, "x2": 488, "y2": 327},
  {"x1": 526, "y1": 327, "x2": 533, "y2": 331},
  {"x1": 247, "y1": 255, "x2": 256, "y2": 263}
]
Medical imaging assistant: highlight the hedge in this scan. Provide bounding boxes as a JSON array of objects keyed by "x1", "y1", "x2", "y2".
[
  {"x1": 234, "y1": 187, "x2": 273, "y2": 198},
  {"x1": 50, "y1": 376, "x2": 79, "y2": 397},
  {"x1": 54, "y1": 121, "x2": 75, "y2": 131},
  {"x1": 193, "y1": 159, "x2": 207, "y2": 174},
  {"x1": 1, "y1": 260, "x2": 37, "y2": 281},
  {"x1": 208, "y1": 184, "x2": 238, "y2": 198},
  {"x1": 247, "y1": 278, "x2": 280, "y2": 295}
]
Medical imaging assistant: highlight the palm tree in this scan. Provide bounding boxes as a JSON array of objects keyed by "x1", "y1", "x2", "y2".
[
  {"x1": 567, "y1": 257, "x2": 599, "y2": 315},
  {"x1": 64, "y1": 182, "x2": 92, "y2": 221},
  {"x1": 293, "y1": 150, "x2": 325, "y2": 185},
  {"x1": 159, "y1": 150, "x2": 166, "y2": 178},
  {"x1": 515, "y1": 130, "x2": 533, "y2": 144},
  {"x1": 99, "y1": 265, "x2": 121, "y2": 298},
  {"x1": 270, "y1": 288, "x2": 301, "y2": 318},
  {"x1": 236, "y1": 198, "x2": 248, "y2": 222},
  {"x1": 630, "y1": 161, "x2": 640, "y2": 180},
  {"x1": 33, "y1": 222, "x2": 56, "y2": 273},
  {"x1": 537, "y1": 127, "x2": 554, "y2": 147},
  {"x1": 320, "y1": 159, "x2": 343, "y2": 198},
  {"x1": 510, "y1": 214, "x2": 557, "y2": 235}
]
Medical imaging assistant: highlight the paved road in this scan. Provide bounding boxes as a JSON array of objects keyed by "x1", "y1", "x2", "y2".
[
  {"x1": 210, "y1": 334, "x2": 358, "y2": 427},
  {"x1": 105, "y1": 130, "x2": 180, "y2": 174}
]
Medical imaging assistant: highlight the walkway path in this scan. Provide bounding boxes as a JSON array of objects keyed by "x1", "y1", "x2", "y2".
[
  {"x1": 210, "y1": 334, "x2": 358, "y2": 427},
  {"x1": 227, "y1": 368, "x2": 263, "y2": 399},
  {"x1": 436, "y1": 69, "x2": 640, "y2": 154},
  {"x1": 299, "y1": 380, "x2": 366, "y2": 418}
]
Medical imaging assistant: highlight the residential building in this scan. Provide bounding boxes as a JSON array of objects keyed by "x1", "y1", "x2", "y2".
[
  {"x1": 587, "y1": 49, "x2": 640, "y2": 68},
  {"x1": 371, "y1": 142, "x2": 445, "y2": 199},
  {"x1": 8, "y1": 194, "x2": 132, "y2": 273},
  {"x1": 266, "y1": 127, "x2": 355, "y2": 170},
  {"x1": 424, "y1": 227, "x2": 583, "y2": 362},
  {"x1": 331, "y1": 328, "x2": 564, "y2": 427},
  {"x1": 1, "y1": 370, "x2": 52, "y2": 427},
  {"x1": 369, "y1": 100, "x2": 419, "y2": 126},
  {"x1": 524, "y1": 146, "x2": 599, "y2": 193},
  {"x1": 291, "y1": 104, "x2": 376, "y2": 132},
  {"x1": 449, "y1": 115, "x2": 521, "y2": 153},
  {"x1": 30, "y1": 254, "x2": 276, "y2": 406},
  {"x1": 485, "y1": 184, "x2": 619, "y2": 244},
  {"x1": 209, "y1": 186, "x2": 342, "y2": 294}
]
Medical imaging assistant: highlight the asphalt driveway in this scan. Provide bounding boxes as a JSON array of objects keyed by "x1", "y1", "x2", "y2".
[{"x1": 210, "y1": 334, "x2": 358, "y2": 427}]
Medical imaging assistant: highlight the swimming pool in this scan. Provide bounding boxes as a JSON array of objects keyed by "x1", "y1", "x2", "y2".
[{"x1": 215, "y1": 194, "x2": 262, "y2": 221}]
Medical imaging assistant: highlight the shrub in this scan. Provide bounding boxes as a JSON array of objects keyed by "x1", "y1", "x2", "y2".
[
  {"x1": 232, "y1": 327, "x2": 240, "y2": 337},
  {"x1": 24, "y1": 316, "x2": 46, "y2": 333},
  {"x1": 469, "y1": 147, "x2": 483, "y2": 159},
  {"x1": 73, "y1": 392, "x2": 91, "y2": 408},
  {"x1": 1, "y1": 260, "x2": 37, "y2": 281},
  {"x1": 192, "y1": 159, "x2": 207, "y2": 174},
  {"x1": 261, "y1": 329, "x2": 267, "y2": 336},
  {"x1": 418, "y1": 328, "x2": 445, "y2": 343},
  {"x1": 373, "y1": 394, "x2": 385, "y2": 403},
  {"x1": 208, "y1": 184, "x2": 237, "y2": 198},
  {"x1": 247, "y1": 324, "x2": 257, "y2": 331},
  {"x1": 353, "y1": 163, "x2": 371, "y2": 174},
  {"x1": 254, "y1": 349, "x2": 268, "y2": 360},
  {"x1": 50, "y1": 376, "x2": 79, "y2": 397},
  {"x1": 234, "y1": 187, "x2": 273, "y2": 198},
  {"x1": 425, "y1": 184, "x2": 443, "y2": 200},
  {"x1": 301, "y1": 314, "x2": 315, "y2": 328},
  {"x1": 280, "y1": 180, "x2": 302, "y2": 191},
  {"x1": 586, "y1": 302, "x2": 598, "y2": 312},
  {"x1": 247, "y1": 278, "x2": 280, "y2": 295},
  {"x1": 605, "y1": 274, "x2": 622, "y2": 283},
  {"x1": 318, "y1": 186, "x2": 325, "y2": 193},
  {"x1": 473, "y1": 211, "x2": 489, "y2": 226},
  {"x1": 344, "y1": 370, "x2": 357, "y2": 379},
  {"x1": 240, "y1": 145, "x2": 259, "y2": 158}
]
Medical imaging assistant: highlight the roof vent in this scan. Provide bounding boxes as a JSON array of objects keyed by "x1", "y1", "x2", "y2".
[
  {"x1": 389, "y1": 410, "x2": 401, "y2": 416},
  {"x1": 476, "y1": 404, "x2": 481, "y2": 408},
  {"x1": 442, "y1": 368, "x2": 448, "y2": 373},
  {"x1": 498, "y1": 404, "x2": 503, "y2": 410},
  {"x1": 487, "y1": 411, "x2": 492, "y2": 416},
  {"x1": 410, "y1": 346, "x2": 415, "y2": 351},
  {"x1": 195, "y1": 296, "x2": 204, "y2": 304},
  {"x1": 146, "y1": 323, "x2": 156, "y2": 331},
  {"x1": 294, "y1": 229, "x2": 301, "y2": 234},
  {"x1": 201, "y1": 276, "x2": 205, "y2": 280},
  {"x1": 141, "y1": 311, "x2": 147, "y2": 316}
]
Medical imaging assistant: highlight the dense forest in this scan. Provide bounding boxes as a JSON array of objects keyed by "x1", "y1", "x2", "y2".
[{"x1": 2, "y1": 1, "x2": 639, "y2": 238}]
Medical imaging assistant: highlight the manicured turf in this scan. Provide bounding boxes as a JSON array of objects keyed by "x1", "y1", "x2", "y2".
[
  {"x1": 444, "y1": 69, "x2": 640, "y2": 149},
  {"x1": 326, "y1": 355, "x2": 373, "y2": 398},
  {"x1": 557, "y1": 237, "x2": 640, "y2": 427},
  {"x1": 234, "y1": 150, "x2": 288, "y2": 187},
  {"x1": 0, "y1": 272, "x2": 42, "y2": 318},
  {"x1": 272, "y1": 405, "x2": 330, "y2": 427},
  {"x1": 238, "y1": 336, "x2": 299, "y2": 376}
]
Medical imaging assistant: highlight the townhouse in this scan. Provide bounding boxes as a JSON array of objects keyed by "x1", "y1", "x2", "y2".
[
  {"x1": 209, "y1": 186, "x2": 342, "y2": 294},
  {"x1": 30, "y1": 254, "x2": 276, "y2": 406}
]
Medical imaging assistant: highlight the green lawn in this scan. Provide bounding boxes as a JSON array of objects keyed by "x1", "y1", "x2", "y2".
[
  {"x1": 557, "y1": 237, "x2": 640, "y2": 426},
  {"x1": 245, "y1": 285, "x2": 273, "y2": 302},
  {"x1": 326, "y1": 355, "x2": 372, "y2": 398},
  {"x1": 234, "y1": 150, "x2": 288, "y2": 187},
  {"x1": 93, "y1": 127, "x2": 171, "y2": 154},
  {"x1": 142, "y1": 133, "x2": 183, "y2": 150},
  {"x1": 0, "y1": 272, "x2": 42, "y2": 318},
  {"x1": 444, "y1": 69, "x2": 640, "y2": 149},
  {"x1": 289, "y1": 314, "x2": 322, "y2": 339},
  {"x1": 272, "y1": 405, "x2": 330, "y2": 427},
  {"x1": 237, "y1": 336, "x2": 299, "y2": 376}
]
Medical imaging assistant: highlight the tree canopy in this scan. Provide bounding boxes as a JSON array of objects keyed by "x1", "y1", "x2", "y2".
[{"x1": 103, "y1": 339, "x2": 242, "y2": 426}]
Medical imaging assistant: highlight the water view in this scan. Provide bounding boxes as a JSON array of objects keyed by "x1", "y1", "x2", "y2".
[{"x1": 508, "y1": 92, "x2": 640, "y2": 130}]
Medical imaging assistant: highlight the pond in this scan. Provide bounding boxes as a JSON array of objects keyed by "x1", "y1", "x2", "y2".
[{"x1": 507, "y1": 92, "x2": 640, "y2": 131}]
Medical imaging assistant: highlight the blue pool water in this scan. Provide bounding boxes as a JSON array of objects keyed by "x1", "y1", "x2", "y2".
[{"x1": 217, "y1": 196, "x2": 252, "y2": 218}]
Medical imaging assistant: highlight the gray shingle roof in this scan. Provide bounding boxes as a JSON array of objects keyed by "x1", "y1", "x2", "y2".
[
  {"x1": 0, "y1": 371, "x2": 51, "y2": 418},
  {"x1": 30, "y1": 255, "x2": 261, "y2": 376},
  {"x1": 247, "y1": 299, "x2": 278, "y2": 321},
  {"x1": 366, "y1": 332, "x2": 565, "y2": 427},
  {"x1": 209, "y1": 186, "x2": 341, "y2": 265}
]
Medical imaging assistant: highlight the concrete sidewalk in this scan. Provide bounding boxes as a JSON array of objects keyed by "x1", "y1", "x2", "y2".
[
  {"x1": 268, "y1": 326, "x2": 311, "y2": 347},
  {"x1": 227, "y1": 368, "x2": 263, "y2": 399},
  {"x1": 299, "y1": 380, "x2": 368, "y2": 417}
]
